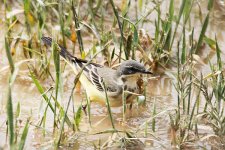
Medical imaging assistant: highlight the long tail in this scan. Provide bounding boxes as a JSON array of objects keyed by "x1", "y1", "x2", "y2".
[
  {"x1": 41, "y1": 37, "x2": 91, "y2": 64},
  {"x1": 42, "y1": 37, "x2": 76, "y2": 62},
  {"x1": 41, "y1": 36, "x2": 103, "y2": 72}
]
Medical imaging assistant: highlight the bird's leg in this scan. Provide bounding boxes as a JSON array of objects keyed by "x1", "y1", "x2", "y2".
[
  {"x1": 129, "y1": 102, "x2": 133, "y2": 110},
  {"x1": 82, "y1": 104, "x2": 87, "y2": 116}
]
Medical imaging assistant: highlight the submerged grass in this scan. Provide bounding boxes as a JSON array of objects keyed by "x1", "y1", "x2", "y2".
[
  {"x1": 30, "y1": 71, "x2": 73, "y2": 129},
  {"x1": 195, "y1": 38, "x2": 225, "y2": 137}
]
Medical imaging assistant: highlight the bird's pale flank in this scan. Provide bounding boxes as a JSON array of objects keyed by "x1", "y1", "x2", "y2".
[{"x1": 42, "y1": 37, "x2": 152, "y2": 106}]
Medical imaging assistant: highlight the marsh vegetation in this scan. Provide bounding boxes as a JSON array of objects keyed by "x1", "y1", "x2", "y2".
[{"x1": 0, "y1": 0, "x2": 225, "y2": 149}]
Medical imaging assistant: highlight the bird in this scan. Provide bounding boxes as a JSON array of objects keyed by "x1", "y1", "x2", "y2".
[{"x1": 41, "y1": 37, "x2": 152, "y2": 106}]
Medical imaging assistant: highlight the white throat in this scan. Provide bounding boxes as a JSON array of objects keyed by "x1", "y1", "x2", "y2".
[{"x1": 120, "y1": 74, "x2": 141, "y2": 92}]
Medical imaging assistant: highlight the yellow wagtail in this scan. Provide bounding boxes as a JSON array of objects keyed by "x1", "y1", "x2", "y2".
[{"x1": 42, "y1": 37, "x2": 152, "y2": 106}]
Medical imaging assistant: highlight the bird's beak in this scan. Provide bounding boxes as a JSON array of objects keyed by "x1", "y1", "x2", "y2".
[{"x1": 141, "y1": 70, "x2": 153, "y2": 74}]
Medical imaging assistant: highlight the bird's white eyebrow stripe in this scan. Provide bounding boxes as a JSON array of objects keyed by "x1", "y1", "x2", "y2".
[{"x1": 124, "y1": 66, "x2": 133, "y2": 68}]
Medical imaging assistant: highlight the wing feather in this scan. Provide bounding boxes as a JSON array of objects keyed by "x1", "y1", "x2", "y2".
[{"x1": 75, "y1": 62, "x2": 104, "y2": 91}]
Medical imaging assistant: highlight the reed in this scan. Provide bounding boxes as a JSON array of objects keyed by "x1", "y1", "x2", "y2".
[
  {"x1": 195, "y1": 13, "x2": 209, "y2": 54},
  {"x1": 56, "y1": 85, "x2": 76, "y2": 147},
  {"x1": 6, "y1": 75, "x2": 15, "y2": 148},
  {"x1": 52, "y1": 39, "x2": 61, "y2": 130},
  {"x1": 18, "y1": 120, "x2": 30, "y2": 150},
  {"x1": 109, "y1": 0, "x2": 126, "y2": 61},
  {"x1": 71, "y1": 0, "x2": 84, "y2": 54},
  {"x1": 103, "y1": 82, "x2": 115, "y2": 130},
  {"x1": 5, "y1": 16, "x2": 15, "y2": 147},
  {"x1": 85, "y1": 91, "x2": 92, "y2": 126},
  {"x1": 30, "y1": 71, "x2": 73, "y2": 128},
  {"x1": 169, "y1": 0, "x2": 187, "y2": 51},
  {"x1": 152, "y1": 99, "x2": 156, "y2": 132}
]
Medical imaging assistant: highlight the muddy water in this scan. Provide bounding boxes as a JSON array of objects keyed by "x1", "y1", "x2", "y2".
[
  {"x1": 0, "y1": 0, "x2": 225, "y2": 149},
  {"x1": 0, "y1": 73, "x2": 176, "y2": 149}
]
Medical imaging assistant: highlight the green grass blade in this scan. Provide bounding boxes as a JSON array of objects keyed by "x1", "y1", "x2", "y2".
[
  {"x1": 7, "y1": 81, "x2": 14, "y2": 148},
  {"x1": 85, "y1": 92, "x2": 91, "y2": 126},
  {"x1": 170, "y1": 0, "x2": 187, "y2": 50},
  {"x1": 23, "y1": 0, "x2": 31, "y2": 34},
  {"x1": 207, "y1": 0, "x2": 214, "y2": 10},
  {"x1": 56, "y1": 84, "x2": 76, "y2": 147},
  {"x1": 215, "y1": 37, "x2": 222, "y2": 70},
  {"x1": 195, "y1": 13, "x2": 209, "y2": 53},
  {"x1": 30, "y1": 72, "x2": 55, "y2": 112},
  {"x1": 5, "y1": 50, "x2": 18, "y2": 148},
  {"x1": 5, "y1": 37, "x2": 14, "y2": 73},
  {"x1": 215, "y1": 37, "x2": 223, "y2": 111},
  {"x1": 177, "y1": 0, "x2": 186, "y2": 27},
  {"x1": 71, "y1": 0, "x2": 84, "y2": 54},
  {"x1": 53, "y1": 41, "x2": 61, "y2": 129},
  {"x1": 31, "y1": 68, "x2": 72, "y2": 128},
  {"x1": 58, "y1": 1, "x2": 66, "y2": 47},
  {"x1": 163, "y1": 0, "x2": 174, "y2": 50},
  {"x1": 138, "y1": 0, "x2": 143, "y2": 11},
  {"x1": 75, "y1": 105, "x2": 82, "y2": 131},
  {"x1": 122, "y1": 89, "x2": 126, "y2": 122},
  {"x1": 152, "y1": 99, "x2": 156, "y2": 132},
  {"x1": 18, "y1": 120, "x2": 29, "y2": 150},
  {"x1": 23, "y1": 0, "x2": 30, "y2": 14},
  {"x1": 109, "y1": 0, "x2": 126, "y2": 61},
  {"x1": 51, "y1": 96, "x2": 73, "y2": 128},
  {"x1": 133, "y1": 26, "x2": 138, "y2": 46},
  {"x1": 163, "y1": 28, "x2": 172, "y2": 51},
  {"x1": 204, "y1": 36, "x2": 216, "y2": 49},
  {"x1": 16, "y1": 102, "x2": 21, "y2": 118},
  {"x1": 188, "y1": 87, "x2": 201, "y2": 130},
  {"x1": 103, "y1": 82, "x2": 115, "y2": 129},
  {"x1": 169, "y1": 0, "x2": 174, "y2": 23},
  {"x1": 183, "y1": 0, "x2": 194, "y2": 25},
  {"x1": 181, "y1": 26, "x2": 186, "y2": 64}
]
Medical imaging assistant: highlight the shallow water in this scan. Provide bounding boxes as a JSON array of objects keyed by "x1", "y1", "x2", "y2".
[{"x1": 0, "y1": 0, "x2": 225, "y2": 149}]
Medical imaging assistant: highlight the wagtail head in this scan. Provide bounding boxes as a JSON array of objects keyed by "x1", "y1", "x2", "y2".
[{"x1": 116, "y1": 60, "x2": 152, "y2": 77}]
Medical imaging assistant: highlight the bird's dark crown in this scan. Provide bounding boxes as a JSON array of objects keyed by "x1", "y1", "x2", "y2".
[{"x1": 116, "y1": 60, "x2": 152, "y2": 76}]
